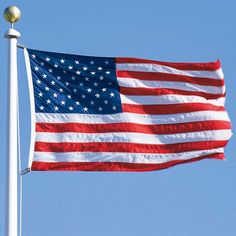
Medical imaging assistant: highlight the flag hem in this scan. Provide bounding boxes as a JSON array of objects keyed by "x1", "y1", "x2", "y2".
[{"x1": 24, "y1": 48, "x2": 36, "y2": 170}]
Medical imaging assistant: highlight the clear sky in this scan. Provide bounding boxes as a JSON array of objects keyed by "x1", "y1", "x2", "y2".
[{"x1": 0, "y1": 0, "x2": 235, "y2": 235}]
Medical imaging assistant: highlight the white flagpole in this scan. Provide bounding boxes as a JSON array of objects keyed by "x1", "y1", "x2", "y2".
[{"x1": 4, "y1": 6, "x2": 21, "y2": 236}]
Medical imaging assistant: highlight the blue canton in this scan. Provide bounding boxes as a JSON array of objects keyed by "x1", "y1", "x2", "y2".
[{"x1": 28, "y1": 49, "x2": 122, "y2": 114}]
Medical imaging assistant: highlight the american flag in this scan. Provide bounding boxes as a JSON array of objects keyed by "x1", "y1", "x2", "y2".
[{"x1": 24, "y1": 48, "x2": 232, "y2": 171}]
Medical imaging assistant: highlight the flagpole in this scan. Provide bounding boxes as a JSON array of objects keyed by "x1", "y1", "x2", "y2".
[{"x1": 4, "y1": 6, "x2": 21, "y2": 236}]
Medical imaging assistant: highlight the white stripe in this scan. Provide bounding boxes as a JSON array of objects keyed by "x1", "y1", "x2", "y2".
[
  {"x1": 34, "y1": 148, "x2": 224, "y2": 164},
  {"x1": 120, "y1": 94, "x2": 225, "y2": 106},
  {"x1": 35, "y1": 111, "x2": 230, "y2": 125},
  {"x1": 35, "y1": 130, "x2": 232, "y2": 144},
  {"x1": 117, "y1": 77, "x2": 225, "y2": 94},
  {"x1": 116, "y1": 63, "x2": 223, "y2": 79}
]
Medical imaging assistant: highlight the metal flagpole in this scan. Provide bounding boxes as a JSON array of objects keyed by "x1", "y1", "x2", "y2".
[{"x1": 4, "y1": 6, "x2": 21, "y2": 236}]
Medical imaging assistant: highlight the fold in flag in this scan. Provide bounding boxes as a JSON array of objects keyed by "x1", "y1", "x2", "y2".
[{"x1": 24, "y1": 48, "x2": 232, "y2": 171}]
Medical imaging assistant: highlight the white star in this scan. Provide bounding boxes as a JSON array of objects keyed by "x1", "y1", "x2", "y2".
[
  {"x1": 79, "y1": 82, "x2": 83, "y2": 86},
  {"x1": 61, "y1": 101, "x2": 65, "y2": 105},
  {"x1": 87, "y1": 88, "x2": 92, "y2": 93},
  {"x1": 95, "y1": 93, "x2": 100, "y2": 98},
  {"x1": 104, "y1": 100, "x2": 108, "y2": 104},
  {"x1": 60, "y1": 59, "x2": 65, "y2": 63},
  {"x1": 46, "y1": 99, "x2": 51, "y2": 104},
  {"x1": 67, "y1": 95, "x2": 72, "y2": 99},
  {"x1": 65, "y1": 82, "x2": 69, "y2": 86},
  {"x1": 83, "y1": 107, "x2": 88, "y2": 112},
  {"x1": 102, "y1": 88, "x2": 107, "y2": 92},
  {"x1": 68, "y1": 65, "x2": 73, "y2": 70},
  {"x1": 90, "y1": 61, "x2": 94, "y2": 64},
  {"x1": 99, "y1": 76, "x2": 104, "y2": 81},
  {"x1": 54, "y1": 64, "x2": 58, "y2": 68},
  {"x1": 94, "y1": 82, "x2": 98, "y2": 87},
  {"x1": 98, "y1": 67, "x2": 103, "y2": 70},
  {"x1": 63, "y1": 71, "x2": 67, "y2": 74},
  {"x1": 75, "y1": 60, "x2": 79, "y2": 64},
  {"x1": 91, "y1": 71, "x2": 96, "y2": 75},
  {"x1": 105, "y1": 71, "x2": 110, "y2": 75},
  {"x1": 34, "y1": 66, "x2": 39, "y2": 71},
  {"x1": 40, "y1": 62, "x2": 44, "y2": 66},
  {"x1": 45, "y1": 87, "x2": 49, "y2": 91},
  {"x1": 76, "y1": 70, "x2": 81, "y2": 75},
  {"x1": 85, "y1": 77, "x2": 89, "y2": 81},
  {"x1": 46, "y1": 57, "x2": 50, "y2": 62},
  {"x1": 59, "y1": 88, "x2": 63, "y2": 92},
  {"x1": 38, "y1": 92, "x2": 43, "y2": 97},
  {"x1": 83, "y1": 67, "x2": 88, "y2": 71},
  {"x1": 51, "y1": 81, "x2": 55, "y2": 85},
  {"x1": 98, "y1": 107, "x2": 102, "y2": 111},
  {"x1": 71, "y1": 76, "x2": 75, "y2": 80},
  {"x1": 82, "y1": 94, "x2": 86, "y2": 99},
  {"x1": 36, "y1": 79, "x2": 41, "y2": 84},
  {"x1": 57, "y1": 76, "x2": 61, "y2": 80},
  {"x1": 75, "y1": 101, "x2": 80, "y2": 105},
  {"x1": 105, "y1": 61, "x2": 109, "y2": 64},
  {"x1": 110, "y1": 92, "x2": 115, "y2": 97},
  {"x1": 53, "y1": 93, "x2": 58, "y2": 98},
  {"x1": 42, "y1": 74, "x2": 47, "y2": 78},
  {"x1": 32, "y1": 54, "x2": 36, "y2": 58},
  {"x1": 112, "y1": 105, "x2": 117, "y2": 110},
  {"x1": 69, "y1": 106, "x2": 73, "y2": 111},
  {"x1": 73, "y1": 89, "x2": 77, "y2": 93},
  {"x1": 49, "y1": 69, "x2": 53, "y2": 73},
  {"x1": 39, "y1": 105, "x2": 44, "y2": 110},
  {"x1": 54, "y1": 106, "x2": 59, "y2": 111},
  {"x1": 90, "y1": 101, "x2": 95, "y2": 105}
]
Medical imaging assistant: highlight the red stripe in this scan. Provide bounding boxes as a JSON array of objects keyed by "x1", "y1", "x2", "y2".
[
  {"x1": 34, "y1": 141, "x2": 228, "y2": 153},
  {"x1": 31, "y1": 153, "x2": 225, "y2": 171},
  {"x1": 117, "y1": 71, "x2": 224, "y2": 86},
  {"x1": 122, "y1": 103, "x2": 225, "y2": 115},
  {"x1": 116, "y1": 58, "x2": 221, "y2": 71},
  {"x1": 36, "y1": 121, "x2": 231, "y2": 134},
  {"x1": 120, "y1": 87, "x2": 225, "y2": 99}
]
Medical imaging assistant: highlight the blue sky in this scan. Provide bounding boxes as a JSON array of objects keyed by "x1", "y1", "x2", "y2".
[{"x1": 0, "y1": 0, "x2": 235, "y2": 235}]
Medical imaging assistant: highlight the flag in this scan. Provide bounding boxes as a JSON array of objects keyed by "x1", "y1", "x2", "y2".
[{"x1": 24, "y1": 48, "x2": 232, "y2": 171}]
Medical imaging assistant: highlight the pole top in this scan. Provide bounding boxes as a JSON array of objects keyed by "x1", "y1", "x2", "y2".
[
  {"x1": 4, "y1": 28, "x2": 21, "y2": 39},
  {"x1": 4, "y1": 6, "x2": 21, "y2": 26}
]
